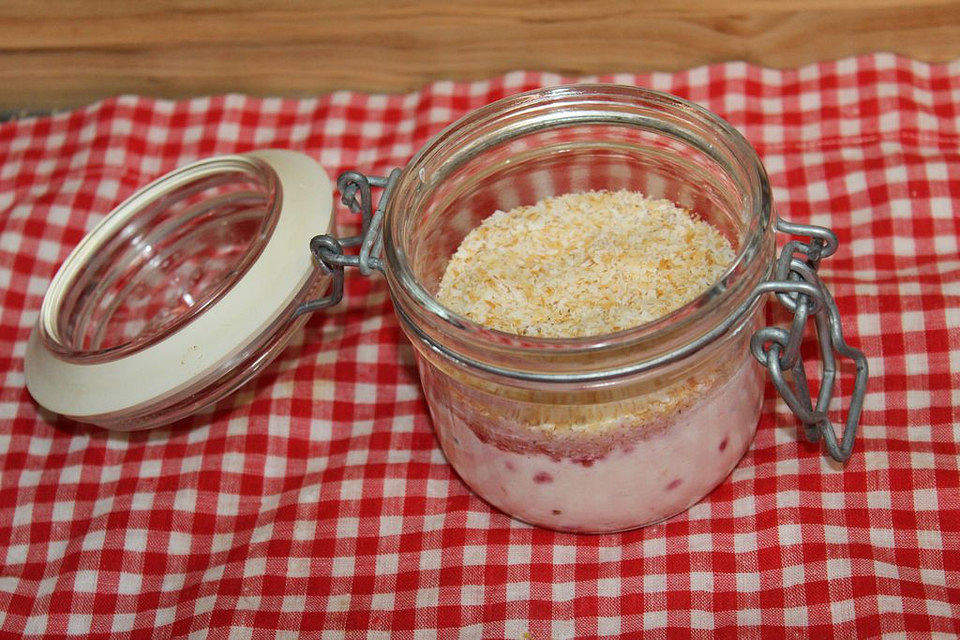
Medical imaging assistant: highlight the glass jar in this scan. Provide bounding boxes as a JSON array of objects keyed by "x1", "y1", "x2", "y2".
[
  {"x1": 26, "y1": 85, "x2": 867, "y2": 533},
  {"x1": 382, "y1": 86, "x2": 774, "y2": 532}
]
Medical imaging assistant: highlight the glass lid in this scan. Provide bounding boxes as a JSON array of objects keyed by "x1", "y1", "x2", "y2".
[{"x1": 25, "y1": 150, "x2": 333, "y2": 431}]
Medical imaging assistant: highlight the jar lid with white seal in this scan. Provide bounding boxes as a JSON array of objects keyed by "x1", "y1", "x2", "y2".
[{"x1": 24, "y1": 85, "x2": 869, "y2": 532}]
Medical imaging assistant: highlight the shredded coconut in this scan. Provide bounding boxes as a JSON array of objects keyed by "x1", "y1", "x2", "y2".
[{"x1": 437, "y1": 190, "x2": 735, "y2": 338}]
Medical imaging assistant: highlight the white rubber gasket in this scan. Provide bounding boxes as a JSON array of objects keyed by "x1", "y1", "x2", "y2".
[{"x1": 25, "y1": 149, "x2": 332, "y2": 418}]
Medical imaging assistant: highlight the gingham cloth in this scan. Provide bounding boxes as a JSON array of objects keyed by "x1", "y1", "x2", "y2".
[{"x1": 1, "y1": 53, "x2": 958, "y2": 638}]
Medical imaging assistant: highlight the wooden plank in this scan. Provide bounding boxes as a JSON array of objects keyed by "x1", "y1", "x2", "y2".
[{"x1": 1, "y1": 0, "x2": 960, "y2": 110}]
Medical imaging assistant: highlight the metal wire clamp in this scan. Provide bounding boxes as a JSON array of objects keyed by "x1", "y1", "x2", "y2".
[
  {"x1": 295, "y1": 169, "x2": 402, "y2": 316},
  {"x1": 301, "y1": 171, "x2": 869, "y2": 464},
  {"x1": 750, "y1": 219, "x2": 869, "y2": 463}
]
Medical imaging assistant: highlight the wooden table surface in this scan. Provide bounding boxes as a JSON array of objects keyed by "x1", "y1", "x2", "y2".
[{"x1": 3, "y1": 0, "x2": 960, "y2": 112}]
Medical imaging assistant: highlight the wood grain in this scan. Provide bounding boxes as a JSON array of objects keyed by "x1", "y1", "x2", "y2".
[{"x1": 2, "y1": 0, "x2": 960, "y2": 111}]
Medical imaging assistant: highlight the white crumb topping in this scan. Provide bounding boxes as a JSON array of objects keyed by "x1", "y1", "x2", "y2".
[{"x1": 436, "y1": 190, "x2": 735, "y2": 338}]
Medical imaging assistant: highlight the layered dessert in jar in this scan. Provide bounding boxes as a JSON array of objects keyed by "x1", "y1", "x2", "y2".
[{"x1": 419, "y1": 190, "x2": 764, "y2": 532}]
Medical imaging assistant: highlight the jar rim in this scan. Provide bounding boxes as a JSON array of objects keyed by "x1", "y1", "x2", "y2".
[{"x1": 382, "y1": 84, "x2": 773, "y2": 380}]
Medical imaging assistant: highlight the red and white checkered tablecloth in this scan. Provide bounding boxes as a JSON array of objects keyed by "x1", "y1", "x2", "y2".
[{"x1": 1, "y1": 53, "x2": 959, "y2": 638}]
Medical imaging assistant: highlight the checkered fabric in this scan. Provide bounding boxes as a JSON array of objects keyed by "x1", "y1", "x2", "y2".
[{"x1": 1, "y1": 53, "x2": 959, "y2": 638}]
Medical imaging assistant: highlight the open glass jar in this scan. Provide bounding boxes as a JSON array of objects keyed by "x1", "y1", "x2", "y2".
[{"x1": 25, "y1": 85, "x2": 867, "y2": 533}]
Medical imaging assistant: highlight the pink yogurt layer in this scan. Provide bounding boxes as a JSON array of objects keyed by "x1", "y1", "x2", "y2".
[{"x1": 425, "y1": 359, "x2": 764, "y2": 532}]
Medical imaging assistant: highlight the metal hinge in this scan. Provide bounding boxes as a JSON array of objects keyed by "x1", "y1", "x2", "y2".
[{"x1": 295, "y1": 168, "x2": 402, "y2": 316}]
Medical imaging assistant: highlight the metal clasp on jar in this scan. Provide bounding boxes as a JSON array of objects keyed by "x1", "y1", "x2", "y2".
[
  {"x1": 750, "y1": 219, "x2": 869, "y2": 462},
  {"x1": 295, "y1": 169, "x2": 401, "y2": 315},
  {"x1": 301, "y1": 170, "x2": 869, "y2": 464}
]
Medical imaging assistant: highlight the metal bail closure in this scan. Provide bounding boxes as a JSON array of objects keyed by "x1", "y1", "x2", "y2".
[
  {"x1": 298, "y1": 175, "x2": 869, "y2": 463},
  {"x1": 296, "y1": 168, "x2": 403, "y2": 316},
  {"x1": 749, "y1": 218, "x2": 869, "y2": 463}
]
